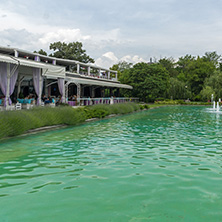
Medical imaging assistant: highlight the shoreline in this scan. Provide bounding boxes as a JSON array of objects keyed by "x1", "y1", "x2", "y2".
[
  {"x1": 19, "y1": 112, "x2": 146, "y2": 137},
  {"x1": 20, "y1": 104, "x2": 209, "y2": 137},
  {"x1": 0, "y1": 103, "x2": 144, "y2": 141},
  {"x1": 0, "y1": 103, "x2": 211, "y2": 141}
]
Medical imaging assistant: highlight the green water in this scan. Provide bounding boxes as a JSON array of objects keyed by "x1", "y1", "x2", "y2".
[{"x1": 0, "y1": 106, "x2": 222, "y2": 222}]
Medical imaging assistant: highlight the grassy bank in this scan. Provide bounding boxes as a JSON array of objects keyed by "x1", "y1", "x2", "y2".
[
  {"x1": 154, "y1": 99, "x2": 211, "y2": 105},
  {"x1": 0, "y1": 103, "x2": 148, "y2": 140}
]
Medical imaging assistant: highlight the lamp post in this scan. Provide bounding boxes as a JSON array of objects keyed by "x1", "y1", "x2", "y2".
[{"x1": 184, "y1": 85, "x2": 187, "y2": 100}]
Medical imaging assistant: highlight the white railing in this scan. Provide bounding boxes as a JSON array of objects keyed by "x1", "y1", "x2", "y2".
[
  {"x1": 0, "y1": 97, "x2": 139, "y2": 111},
  {"x1": 78, "y1": 72, "x2": 117, "y2": 81},
  {"x1": 68, "y1": 97, "x2": 139, "y2": 107}
]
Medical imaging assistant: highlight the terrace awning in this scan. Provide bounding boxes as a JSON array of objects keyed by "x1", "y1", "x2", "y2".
[
  {"x1": 0, "y1": 54, "x2": 66, "y2": 78},
  {"x1": 16, "y1": 58, "x2": 66, "y2": 78},
  {"x1": 0, "y1": 54, "x2": 18, "y2": 64},
  {"x1": 66, "y1": 77, "x2": 133, "y2": 89}
]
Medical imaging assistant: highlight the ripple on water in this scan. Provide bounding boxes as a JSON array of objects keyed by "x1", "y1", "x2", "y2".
[{"x1": 0, "y1": 106, "x2": 222, "y2": 221}]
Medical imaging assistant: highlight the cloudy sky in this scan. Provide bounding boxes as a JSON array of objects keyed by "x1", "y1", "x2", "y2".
[{"x1": 0, "y1": 0, "x2": 221, "y2": 68}]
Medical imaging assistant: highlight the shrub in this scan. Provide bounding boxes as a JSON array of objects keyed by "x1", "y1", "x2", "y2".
[{"x1": 0, "y1": 103, "x2": 140, "y2": 140}]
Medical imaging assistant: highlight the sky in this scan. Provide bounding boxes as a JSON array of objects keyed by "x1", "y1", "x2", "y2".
[{"x1": 0, "y1": 0, "x2": 222, "y2": 68}]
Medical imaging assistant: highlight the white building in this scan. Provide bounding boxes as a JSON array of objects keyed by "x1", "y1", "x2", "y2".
[{"x1": 0, "y1": 46, "x2": 133, "y2": 109}]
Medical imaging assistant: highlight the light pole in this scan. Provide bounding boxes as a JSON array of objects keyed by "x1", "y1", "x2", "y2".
[
  {"x1": 184, "y1": 85, "x2": 187, "y2": 100},
  {"x1": 211, "y1": 94, "x2": 214, "y2": 103}
]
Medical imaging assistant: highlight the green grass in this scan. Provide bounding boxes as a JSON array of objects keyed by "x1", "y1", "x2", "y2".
[
  {"x1": 154, "y1": 100, "x2": 211, "y2": 106},
  {"x1": 0, "y1": 103, "x2": 142, "y2": 140}
]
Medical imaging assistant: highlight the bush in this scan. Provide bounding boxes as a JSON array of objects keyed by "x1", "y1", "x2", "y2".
[
  {"x1": 84, "y1": 102, "x2": 140, "y2": 118},
  {"x1": 139, "y1": 104, "x2": 150, "y2": 110},
  {"x1": 0, "y1": 103, "x2": 141, "y2": 140},
  {"x1": 144, "y1": 104, "x2": 150, "y2": 109}
]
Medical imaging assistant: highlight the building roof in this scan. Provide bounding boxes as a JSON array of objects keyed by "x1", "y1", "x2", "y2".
[
  {"x1": 66, "y1": 77, "x2": 132, "y2": 89},
  {"x1": 0, "y1": 46, "x2": 132, "y2": 89},
  {"x1": 0, "y1": 46, "x2": 117, "y2": 73}
]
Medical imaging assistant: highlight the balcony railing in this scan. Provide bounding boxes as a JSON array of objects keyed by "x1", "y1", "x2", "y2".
[{"x1": 68, "y1": 97, "x2": 139, "y2": 107}]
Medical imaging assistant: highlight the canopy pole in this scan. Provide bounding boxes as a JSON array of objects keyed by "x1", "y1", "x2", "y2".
[
  {"x1": 5, "y1": 63, "x2": 10, "y2": 108},
  {"x1": 77, "y1": 83, "x2": 81, "y2": 105},
  {"x1": 38, "y1": 70, "x2": 43, "y2": 105},
  {"x1": 62, "y1": 82, "x2": 66, "y2": 103},
  {"x1": 17, "y1": 75, "x2": 25, "y2": 98}
]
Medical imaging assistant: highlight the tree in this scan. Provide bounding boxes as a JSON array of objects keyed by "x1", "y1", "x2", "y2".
[
  {"x1": 176, "y1": 55, "x2": 196, "y2": 82},
  {"x1": 110, "y1": 61, "x2": 133, "y2": 79},
  {"x1": 202, "y1": 51, "x2": 221, "y2": 67},
  {"x1": 120, "y1": 62, "x2": 169, "y2": 102},
  {"x1": 158, "y1": 57, "x2": 178, "y2": 77},
  {"x1": 203, "y1": 70, "x2": 222, "y2": 100},
  {"x1": 167, "y1": 77, "x2": 191, "y2": 100},
  {"x1": 200, "y1": 86, "x2": 215, "y2": 102},
  {"x1": 176, "y1": 55, "x2": 216, "y2": 100},
  {"x1": 185, "y1": 57, "x2": 215, "y2": 98},
  {"x1": 33, "y1": 49, "x2": 47, "y2": 56},
  {"x1": 110, "y1": 61, "x2": 133, "y2": 72},
  {"x1": 49, "y1": 41, "x2": 94, "y2": 63}
]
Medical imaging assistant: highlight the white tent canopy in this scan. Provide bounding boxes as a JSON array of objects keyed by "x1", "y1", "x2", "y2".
[
  {"x1": 66, "y1": 77, "x2": 133, "y2": 89},
  {"x1": 0, "y1": 54, "x2": 18, "y2": 64},
  {"x1": 0, "y1": 54, "x2": 66, "y2": 78}
]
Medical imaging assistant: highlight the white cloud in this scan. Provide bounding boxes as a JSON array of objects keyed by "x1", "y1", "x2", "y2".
[
  {"x1": 0, "y1": 29, "x2": 40, "y2": 50},
  {"x1": 39, "y1": 29, "x2": 91, "y2": 45},
  {"x1": 95, "y1": 52, "x2": 146, "y2": 69},
  {"x1": 95, "y1": 52, "x2": 119, "y2": 68},
  {"x1": 120, "y1": 55, "x2": 146, "y2": 64}
]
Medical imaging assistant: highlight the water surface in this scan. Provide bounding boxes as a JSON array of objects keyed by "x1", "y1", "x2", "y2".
[{"x1": 0, "y1": 106, "x2": 222, "y2": 222}]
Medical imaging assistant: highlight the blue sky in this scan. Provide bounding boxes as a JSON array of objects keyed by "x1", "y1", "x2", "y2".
[{"x1": 0, "y1": 0, "x2": 221, "y2": 68}]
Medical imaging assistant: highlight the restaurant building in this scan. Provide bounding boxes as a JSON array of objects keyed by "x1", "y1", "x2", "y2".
[{"x1": 0, "y1": 46, "x2": 133, "y2": 109}]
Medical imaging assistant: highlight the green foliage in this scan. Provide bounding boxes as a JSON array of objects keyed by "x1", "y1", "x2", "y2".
[
  {"x1": 119, "y1": 63, "x2": 169, "y2": 102},
  {"x1": 0, "y1": 103, "x2": 140, "y2": 140},
  {"x1": 187, "y1": 57, "x2": 215, "y2": 96},
  {"x1": 200, "y1": 86, "x2": 215, "y2": 101},
  {"x1": 167, "y1": 77, "x2": 191, "y2": 100},
  {"x1": 110, "y1": 61, "x2": 133, "y2": 79},
  {"x1": 49, "y1": 41, "x2": 94, "y2": 63},
  {"x1": 33, "y1": 49, "x2": 48, "y2": 56},
  {"x1": 155, "y1": 100, "x2": 183, "y2": 105},
  {"x1": 84, "y1": 103, "x2": 140, "y2": 119},
  {"x1": 110, "y1": 61, "x2": 133, "y2": 72},
  {"x1": 158, "y1": 57, "x2": 178, "y2": 77},
  {"x1": 58, "y1": 103, "x2": 70, "y2": 106},
  {"x1": 176, "y1": 54, "x2": 217, "y2": 100},
  {"x1": 202, "y1": 70, "x2": 222, "y2": 100},
  {"x1": 84, "y1": 105, "x2": 111, "y2": 119},
  {"x1": 202, "y1": 51, "x2": 221, "y2": 67},
  {"x1": 139, "y1": 104, "x2": 150, "y2": 110},
  {"x1": 154, "y1": 100, "x2": 211, "y2": 106}
]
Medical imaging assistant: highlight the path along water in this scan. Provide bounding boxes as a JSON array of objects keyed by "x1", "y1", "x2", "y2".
[{"x1": 0, "y1": 106, "x2": 222, "y2": 222}]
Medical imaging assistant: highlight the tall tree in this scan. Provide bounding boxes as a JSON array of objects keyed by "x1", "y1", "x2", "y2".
[
  {"x1": 158, "y1": 57, "x2": 178, "y2": 77},
  {"x1": 110, "y1": 61, "x2": 133, "y2": 79},
  {"x1": 176, "y1": 54, "x2": 216, "y2": 100},
  {"x1": 49, "y1": 41, "x2": 94, "y2": 63},
  {"x1": 176, "y1": 55, "x2": 196, "y2": 82},
  {"x1": 202, "y1": 51, "x2": 221, "y2": 67},
  {"x1": 120, "y1": 62, "x2": 169, "y2": 102},
  {"x1": 185, "y1": 57, "x2": 215, "y2": 97},
  {"x1": 203, "y1": 70, "x2": 222, "y2": 100},
  {"x1": 110, "y1": 61, "x2": 133, "y2": 72},
  {"x1": 33, "y1": 49, "x2": 47, "y2": 56},
  {"x1": 167, "y1": 77, "x2": 191, "y2": 100}
]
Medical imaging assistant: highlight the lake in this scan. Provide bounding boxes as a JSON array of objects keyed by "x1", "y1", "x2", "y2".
[{"x1": 0, "y1": 106, "x2": 222, "y2": 222}]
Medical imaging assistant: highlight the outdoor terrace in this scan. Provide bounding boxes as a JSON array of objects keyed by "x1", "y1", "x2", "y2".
[{"x1": 0, "y1": 46, "x2": 118, "y2": 82}]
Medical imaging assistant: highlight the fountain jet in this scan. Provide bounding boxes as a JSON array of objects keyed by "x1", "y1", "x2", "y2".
[
  {"x1": 213, "y1": 101, "x2": 216, "y2": 110},
  {"x1": 217, "y1": 102, "x2": 220, "y2": 112}
]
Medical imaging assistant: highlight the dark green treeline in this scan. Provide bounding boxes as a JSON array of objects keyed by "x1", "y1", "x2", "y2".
[{"x1": 112, "y1": 52, "x2": 222, "y2": 102}]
